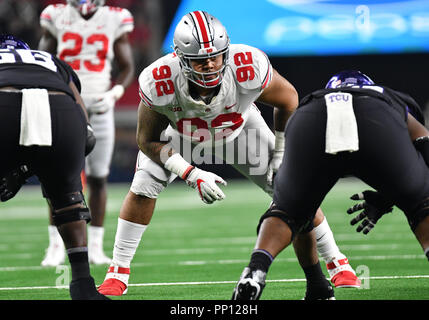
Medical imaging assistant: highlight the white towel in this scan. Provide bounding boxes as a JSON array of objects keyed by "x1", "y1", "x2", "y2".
[
  {"x1": 19, "y1": 88, "x2": 52, "y2": 146},
  {"x1": 324, "y1": 92, "x2": 359, "y2": 154}
]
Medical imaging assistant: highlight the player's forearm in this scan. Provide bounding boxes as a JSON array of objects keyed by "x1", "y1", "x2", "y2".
[
  {"x1": 113, "y1": 34, "x2": 135, "y2": 90},
  {"x1": 136, "y1": 102, "x2": 173, "y2": 166},
  {"x1": 38, "y1": 29, "x2": 57, "y2": 54},
  {"x1": 273, "y1": 107, "x2": 294, "y2": 132},
  {"x1": 114, "y1": 63, "x2": 135, "y2": 90},
  {"x1": 138, "y1": 140, "x2": 174, "y2": 167}
]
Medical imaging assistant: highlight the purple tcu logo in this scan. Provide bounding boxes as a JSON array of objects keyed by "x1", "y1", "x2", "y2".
[{"x1": 327, "y1": 93, "x2": 350, "y2": 103}]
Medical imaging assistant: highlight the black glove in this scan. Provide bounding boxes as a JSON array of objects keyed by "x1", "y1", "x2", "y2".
[
  {"x1": 85, "y1": 123, "x2": 96, "y2": 156},
  {"x1": 0, "y1": 165, "x2": 33, "y2": 202},
  {"x1": 347, "y1": 190, "x2": 394, "y2": 234}
]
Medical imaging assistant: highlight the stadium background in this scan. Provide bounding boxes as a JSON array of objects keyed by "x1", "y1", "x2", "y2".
[{"x1": 1, "y1": 0, "x2": 428, "y2": 184}]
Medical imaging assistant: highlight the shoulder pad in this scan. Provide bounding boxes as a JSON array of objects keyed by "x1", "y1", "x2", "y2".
[
  {"x1": 384, "y1": 86, "x2": 425, "y2": 125},
  {"x1": 228, "y1": 44, "x2": 273, "y2": 92},
  {"x1": 138, "y1": 53, "x2": 180, "y2": 108},
  {"x1": 105, "y1": 6, "x2": 134, "y2": 36},
  {"x1": 40, "y1": 4, "x2": 64, "y2": 36}
]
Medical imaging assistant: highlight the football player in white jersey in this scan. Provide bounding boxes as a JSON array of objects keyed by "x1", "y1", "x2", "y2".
[
  {"x1": 98, "y1": 11, "x2": 360, "y2": 296},
  {"x1": 38, "y1": 0, "x2": 135, "y2": 266}
]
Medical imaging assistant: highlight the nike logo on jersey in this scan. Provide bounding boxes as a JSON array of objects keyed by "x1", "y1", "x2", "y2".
[
  {"x1": 214, "y1": 121, "x2": 235, "y2": 129},
  {"x1": 97, "y1": 25, "x2": 105, "y2": 30},
  {"x1": 225, "y1": 103, "x2": 236, "y2": 110}
]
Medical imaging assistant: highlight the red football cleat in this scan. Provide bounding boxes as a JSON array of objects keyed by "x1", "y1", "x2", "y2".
[
  {"x1": 326, "y1": 258, "x2": 361, "y2": 288},
  {"x1": 97, "y1": 265, "x2": 130, "y2": 296}
]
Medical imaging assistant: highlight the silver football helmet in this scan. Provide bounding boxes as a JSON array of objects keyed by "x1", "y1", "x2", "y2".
[
  {"x1": 173, "y1": 11, "x2": 230, "y2": 88},
  {"x1": 67, "y1": 0, "x2": 105, "y2": 15}
]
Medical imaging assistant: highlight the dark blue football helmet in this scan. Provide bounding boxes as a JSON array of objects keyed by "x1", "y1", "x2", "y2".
[
  {"x1": 325, "y1": 70, "x2": 374, "y2": 89},
  {"x1": 0, "y1": 35, "x2": 30, "y2": 50}
]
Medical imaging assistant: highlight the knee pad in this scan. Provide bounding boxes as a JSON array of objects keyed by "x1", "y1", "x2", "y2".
[
  {"x1": 49, "y1": 191, "x2": 85, "y2": 210},
  {"x1": 49, "y1": 191, "x2": 92, "y2": 226},
  {"x1": 130, "y1": 170, "x2": 169, "y2": 199},
  {"x1": 52, "y1": 206, "x2": 91, "y2": 226},
  {"x1": 256, "y1": 203, "x2": 314, "y2": 240},
  {"x1": 406, "y1": 198, "x2": 429, "y2": 231}
]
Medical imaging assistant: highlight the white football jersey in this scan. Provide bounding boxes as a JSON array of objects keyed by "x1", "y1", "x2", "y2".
[
  {"x1": 138, "y1": 44, "x2": 273, "y2": 145},
  {"x1": 40, "y1": 4, "x2": 134, "y2": 97}
]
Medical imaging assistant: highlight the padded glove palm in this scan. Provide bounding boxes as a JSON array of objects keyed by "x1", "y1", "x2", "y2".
[
  {"x1": 185, "y1": 167, "x2": 227, "y2": 204},
  {"x1": 347, "y1": 190, "x2": 394, "y2": 234},
  {"x1": 0, "y1": 165, "x2": 32, "y2": 202}
]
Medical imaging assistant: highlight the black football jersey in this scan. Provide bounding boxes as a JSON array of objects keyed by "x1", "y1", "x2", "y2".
[
  {"x1": 299, "y1": 85, "x2": 425, "y2": 125},
  {"x1": 0, "y1": 48, "x2": 81, "y2": 98}
]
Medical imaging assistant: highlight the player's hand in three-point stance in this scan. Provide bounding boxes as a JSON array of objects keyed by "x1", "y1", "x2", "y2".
[
  {"x1": 163, "y1": 153, "x2": 227, "y2": 205},
  {"x1": 347, "y1": 190, "x2": 394, "y2": 234},
  {"x1": 185, "y1": 167, "x2": 227, "y2": 204}
]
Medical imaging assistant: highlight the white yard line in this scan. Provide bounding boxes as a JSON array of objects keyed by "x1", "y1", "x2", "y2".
[
  {"x1": 0, "y1": 253, "x2": 424, "y2": 272},
  {"x1": 1, "y1": 274, "x2": 429, "y2": 291}
]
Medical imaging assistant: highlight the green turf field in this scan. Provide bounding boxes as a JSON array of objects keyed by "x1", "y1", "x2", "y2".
[{"x1": 0, "y1": 178, "x2": 428, "y2": 300}]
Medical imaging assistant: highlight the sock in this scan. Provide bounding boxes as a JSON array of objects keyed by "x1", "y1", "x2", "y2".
[
  {"x1": 112, "y1": 218, "x2": 147, "y2": 268},
  {"x1": 88, "y1": 225, "x2": 104, "y2": 249},
  {"x1": 425, "y1": 247, "x2": 429, "y2": 261},
  {"x1": 303, "y1": 261, "x2": 327, "y2": 285},
  {"x1": 313, "y1": 217, "x2": 345, "y2": 263},
  {"x1": 67, "y1": 247, "x2": 90, "y2": 280},
  {"x1": 248, "y1": 249, "x2": 274, "y2": 273},
  {"x1": 48, "y1": 225, "x2": 64, "y2": 247}
]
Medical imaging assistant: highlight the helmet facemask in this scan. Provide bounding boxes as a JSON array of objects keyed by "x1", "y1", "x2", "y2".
[
  {"x1": 173, "y1": 11, "x2": 230, "y2": 89},
  {"x1": 176, "y1": 44, "x2": 229, "y2": 89},
  {"x1": 67, "y1": 0, "x2": 105, "y2": 16}
]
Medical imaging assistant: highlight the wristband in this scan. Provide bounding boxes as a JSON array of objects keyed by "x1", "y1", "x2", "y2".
[
  {"x1": 111, "y1": 84, "x2": 125, "y2": 100},
  {"x1": 274, "y1": 130, "x2": 285, "y2": 152},
  {"x1": 164, "y1": 153, "x2": 193, "y2": 179}
]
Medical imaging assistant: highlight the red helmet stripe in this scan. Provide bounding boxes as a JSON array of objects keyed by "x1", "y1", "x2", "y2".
[
  {"x1": 191, "y1": 11, "x2": 211, "y2": 48},
  {"x1": 122, "y1": 17, "x2": 134, "y2": 24},
  {"x1": 40, "y1": 13, "x2": 52, "y2": 21}
]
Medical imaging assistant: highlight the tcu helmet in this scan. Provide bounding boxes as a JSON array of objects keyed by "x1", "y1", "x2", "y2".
[
  {"x1": 0, "y1": 34, "x2": 30, "y2": 50},
  {"x1": 173, "y1": 11, "x2": 230, "y2": 88},
  {"x1": 325, "y1": 70, "x2": 374, "y2": 89},
  {"x1": 67, "y1": 0, "x2": 105, "y2": 16}
]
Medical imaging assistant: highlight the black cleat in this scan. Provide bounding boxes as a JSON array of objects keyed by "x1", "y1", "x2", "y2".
[
  {"x1": 232, "y1": 267, "x2": 266, "y2": 300},
  {"x1": 69, "y1": 276, "x2": 110, "y2": 300},
  {"x1": 304, "y1": 279, "x2": 335, "y2": 300}
]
